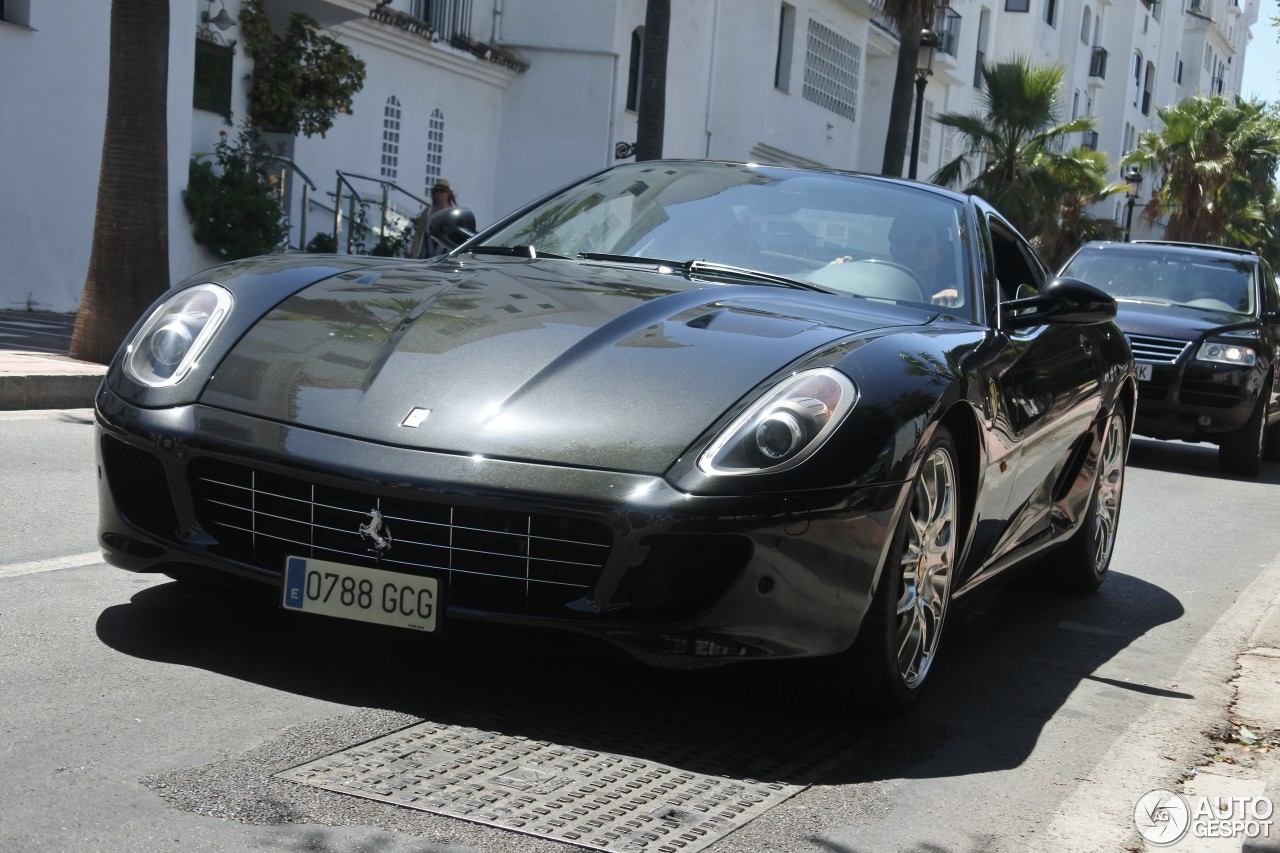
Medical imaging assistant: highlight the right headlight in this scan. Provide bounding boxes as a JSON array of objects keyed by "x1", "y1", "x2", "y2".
[
  {"x1": 698, "y1": 368, "x2": 858, "y2": 476},
  {"x1": 1196, "y1": 341, "x2": 1256, "y2": 367},
  {"x1": 123, "y1": 283, "x2": 233, "y2": 388}
]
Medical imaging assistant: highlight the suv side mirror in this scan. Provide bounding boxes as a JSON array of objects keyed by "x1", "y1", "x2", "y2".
[
  {"x1": 1002, "y1": 277, "x2": 1116, "y2": 329},
  {"x1": 427, "y1": 207, "x2": 477, "y2": 252}
]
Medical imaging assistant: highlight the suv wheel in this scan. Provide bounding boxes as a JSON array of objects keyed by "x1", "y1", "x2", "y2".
[{"x1": 1219, "y1": 393, "x2": 1267, "y2": 476}]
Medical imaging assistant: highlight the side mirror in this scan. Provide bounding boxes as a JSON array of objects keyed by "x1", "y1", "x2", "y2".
[
  {"x1": 1002, "y1": 276, "x2": 1116, "y2": 329},
  {"x1": 427, "y1": 207, "x2": 477, "y2": 253}
]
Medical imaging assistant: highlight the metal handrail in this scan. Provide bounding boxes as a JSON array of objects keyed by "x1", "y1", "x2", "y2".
[
  {"x1": 264, "y1": 155, "x2": 317, "y2": 251},
  {"x1": 333, "y1": 171, "x2": 432, "y2": 254}
]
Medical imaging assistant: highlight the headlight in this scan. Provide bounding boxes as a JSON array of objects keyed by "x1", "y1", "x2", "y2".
[
  {"x1": 698, "y1": 368, "x2": 857, "y2": 475},
  {"x1": 123, "y1": 284, "x2": 233, "y2": 387},
  {"x1": 1196, "y1": 341, "x2": 1256, "y2": 367}
]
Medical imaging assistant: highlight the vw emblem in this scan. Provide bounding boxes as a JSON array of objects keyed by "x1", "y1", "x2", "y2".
[{"x1": 358, "y1": 507, "x2": 394, "y2": 553}]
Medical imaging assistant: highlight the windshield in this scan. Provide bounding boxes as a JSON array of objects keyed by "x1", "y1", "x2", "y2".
[
  {"x1": 478, "y1": 162, "x2": 973, "y2": 314},
  {"x1": 1063, "y1": 246, "x2": 1256, "y2": 316}
]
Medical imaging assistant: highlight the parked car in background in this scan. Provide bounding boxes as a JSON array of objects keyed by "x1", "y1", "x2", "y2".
[
  {"x1": 95, "y1": 161, "x2": 1134, "y2": 710},
  {"x1": 1059, "y1": 240, "x2": 1280, "y2": 475}
]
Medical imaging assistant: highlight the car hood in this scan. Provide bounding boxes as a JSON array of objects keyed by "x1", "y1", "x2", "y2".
[
  {"x1": 200, "y1": 258, "x2": 930, "y2": 473},
  {"x1": 1113, "y1": 300, "x2": 1259, "y2": 340}
]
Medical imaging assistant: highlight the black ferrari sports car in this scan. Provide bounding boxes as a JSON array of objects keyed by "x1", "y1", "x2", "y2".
[{"x1": 96, "y1": 161, "x2": 1135, "y2": 709}]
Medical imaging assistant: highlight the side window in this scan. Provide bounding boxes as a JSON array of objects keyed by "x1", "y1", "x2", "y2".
[
  {"x1": 1261, "y1": 262, "x2": 1280, "y2": 314},
  {"x1": 987, "y1": 217, "x2": 1045, "y2": 304}
]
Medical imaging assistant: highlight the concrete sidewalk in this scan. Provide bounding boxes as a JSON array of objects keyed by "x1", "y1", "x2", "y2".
[{"x1": 0, "y1": 311, "x2": 104, "y2": 410}]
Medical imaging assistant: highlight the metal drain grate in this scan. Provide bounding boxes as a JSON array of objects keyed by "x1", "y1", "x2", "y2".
[{"x1": 276, "y1": 706, "x2": 829, "y2": 852}]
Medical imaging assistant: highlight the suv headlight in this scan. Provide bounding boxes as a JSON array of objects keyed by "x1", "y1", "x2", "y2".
[
  {"x1": 123, "y1": 284, "x2": 233, "y2": 387},
  {"x1": 1196, "y1": 341, "x2": 1256, "y2": 367},
  {"x1": 698, "y1": 368, "x2": 857, "y2": 475}
]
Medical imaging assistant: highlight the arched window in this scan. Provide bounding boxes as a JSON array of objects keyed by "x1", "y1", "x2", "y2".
[
  {"x1": 1081, "y1": 7, "x2": 1091, "y2": 43},
  {"x1": 626, "y1": 27, "x2": 644, "y2": 112},
  {"x1": 424, "y1": 109, "x2": 444, "y2": 195},
  {"x1": 1142, "y1": 62, "x2": 1155, "y2": 115},
  {"x1": 381, "y1": 96, "x2": 401, "y2": 180}
]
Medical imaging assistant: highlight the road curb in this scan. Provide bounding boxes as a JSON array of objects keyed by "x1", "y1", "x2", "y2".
[{"x1": 0, "y1": 373, "x2": 103, "y2": 410}]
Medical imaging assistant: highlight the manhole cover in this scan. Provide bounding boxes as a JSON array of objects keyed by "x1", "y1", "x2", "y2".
[{"x1": 277, "y1": 705, "x2": 831, "y2": 852}]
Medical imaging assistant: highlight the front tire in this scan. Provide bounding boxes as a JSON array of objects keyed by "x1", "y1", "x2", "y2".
[
  {"x1": 1219, "y1": 393, "x2": 1267, "y2": 477},
  {"x1": 842, "y1": 425, "x2": 959, "y2": 712}
]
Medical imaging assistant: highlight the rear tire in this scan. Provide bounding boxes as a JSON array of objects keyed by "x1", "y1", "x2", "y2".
[
  {"x1": 836, "y1": 425, "x2": 959, "y2": 713},
  {"x1": 1219, "y1": 394, "x2": 1267, "y2": 477},
  {"x1": 1054, "y1": 408, "x2": 1127, "y2": 592}
]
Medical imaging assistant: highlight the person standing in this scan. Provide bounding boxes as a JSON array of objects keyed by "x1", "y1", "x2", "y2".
[{"x1": 409, "y1": 178, "x2": 458, "y2": 258}]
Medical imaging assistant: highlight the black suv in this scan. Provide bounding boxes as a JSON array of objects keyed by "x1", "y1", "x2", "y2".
[{"x1": 1059, "y1": 240, "x2": 1280, "y2": 475}]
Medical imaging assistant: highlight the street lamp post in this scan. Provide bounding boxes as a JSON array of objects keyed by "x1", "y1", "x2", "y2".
[
  {"x1": 1122, "y1": 166, "x2": 1143, "y2": 242},
  {"x1": 909, "y1": 29, "x2": 943, "y2": 180}
]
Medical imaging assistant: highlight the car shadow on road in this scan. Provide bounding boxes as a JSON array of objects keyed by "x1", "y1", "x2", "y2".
[
  {"x1": 1127, "y1": 436, "x2": 1280, "y2": 483},
  {"x1": 95, "y1": 565, "x2": 1184, "y2": 791}
]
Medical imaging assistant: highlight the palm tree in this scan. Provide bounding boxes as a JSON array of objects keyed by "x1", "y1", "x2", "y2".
[
  {"x1": 1126, "y1": 97, "x2": 1280, "y2": 253},
  {"x1": 880, "y1": 0, "x2": 935, "y2": 177},
  {"x1": 635, "y1": 0, "x2": 670, "y2": 161},
  {"x1": 70, "y1": 0, "x2": 171, "y2": 364},
  {"x1": 932, "y1": 57, "x2": 1106, "y2": 244}
]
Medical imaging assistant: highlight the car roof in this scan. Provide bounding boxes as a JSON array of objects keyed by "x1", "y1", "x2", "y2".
[
  {"x1": 646, "y1": 159, "x2": 977, "y2": 206},
  {"x1": 1078, "y1": 240, "x2": 1260, "y2": 263}
]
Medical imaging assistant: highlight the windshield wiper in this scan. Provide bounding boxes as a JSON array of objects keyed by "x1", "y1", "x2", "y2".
[
  {"x1": 468, "y1": 245, "x2": 570, "y2": 259},
  {"x1": 577, "y1": 253, "x2": 829, "y2": 293},
  {"x1": 684, "y1": 260, "x2": 830, "y2": 292}
]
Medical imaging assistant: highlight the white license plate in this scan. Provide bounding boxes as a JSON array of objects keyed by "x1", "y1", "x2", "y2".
[
  {"x1": 1136, "y1": 363, "x2": 1153, "y2": 381},
  {"x1": 282, "y1": 555, "x2": 438, "y2": 632}
]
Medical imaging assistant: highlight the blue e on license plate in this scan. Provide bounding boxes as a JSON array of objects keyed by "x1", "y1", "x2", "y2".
[{"x1": 283, "y1": 556, "x2": 438, "y2": 631}]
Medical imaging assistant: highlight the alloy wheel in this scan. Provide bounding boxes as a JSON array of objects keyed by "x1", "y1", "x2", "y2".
[{"x1": 895, "y1": 445, "x2": 957, "y2": 689}]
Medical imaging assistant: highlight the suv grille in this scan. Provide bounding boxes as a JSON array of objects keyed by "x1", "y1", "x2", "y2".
[
  {"x1": 1126, "y1": 334, "x2": 1190, "y2": 364},
  {"x1": 189, "y1": 459, "x2": 613, "y2": 613}
]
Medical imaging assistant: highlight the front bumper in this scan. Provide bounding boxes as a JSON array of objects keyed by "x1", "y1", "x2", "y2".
[
  {"x1": 1134, "y1": 359, "x2": 1263, "y2": 442},
  {"x1": 95, "y1": 388, "x2": 904, "y2": 666}
]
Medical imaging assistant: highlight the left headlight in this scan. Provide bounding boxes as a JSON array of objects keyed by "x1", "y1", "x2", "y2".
[
  {"x1": 1196, "y1": 340, "x2": 1256, "y2": 367},
  {"x1": 698, "y1": 368, "x2": 858, "y2": 476},
  {"x1": 123, "y1": 284, "x2": 233, "y2": 387}
]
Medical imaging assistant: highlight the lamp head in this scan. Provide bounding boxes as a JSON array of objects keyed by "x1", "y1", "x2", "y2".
[{"x1": 917, "y1": 29, "x2": 943, "y2": 76}]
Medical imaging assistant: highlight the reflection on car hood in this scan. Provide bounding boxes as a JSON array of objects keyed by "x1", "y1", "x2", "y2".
[
  {"x1": 200, "y1": 257, "x2": 930, "y2": 473},
  {"x1": 1113, "y1": 300, "x2": 1258, "y2": 341}
]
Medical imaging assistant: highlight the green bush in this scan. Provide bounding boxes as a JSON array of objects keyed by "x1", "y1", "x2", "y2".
[
  {"x1": 184, "y1": 131, "x2": 289, "y2": 260},
  {"x1": 240, "y1": 0, "x2": 367, "y2": 138}
]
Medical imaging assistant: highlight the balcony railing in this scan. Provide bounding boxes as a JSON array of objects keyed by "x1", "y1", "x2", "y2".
[
  {"x1": 1081, "y1": 130, "x2": 1099, "y2": 151},
  {"x1": 1089, "y1": 46, "x2": 1108, "y2": 79},
  {"x1": 934, "y1": 7, "x2": 961, "y2": 58},
  {"x1": 1211, "y1": 75, "x2": 1224, "y2": 95},
  {"x1": 409, "y1": 0, "x2": 472, "y2": 41}
]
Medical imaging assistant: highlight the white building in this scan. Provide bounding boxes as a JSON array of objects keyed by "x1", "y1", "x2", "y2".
[{"x1": 0, "y1": 0, "x2": 1262, "y2": 313}]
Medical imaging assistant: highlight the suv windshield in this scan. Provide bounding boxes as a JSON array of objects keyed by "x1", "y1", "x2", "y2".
[{"x1": 1063, "y1": 246, "x2": 1256, "y2": 316}]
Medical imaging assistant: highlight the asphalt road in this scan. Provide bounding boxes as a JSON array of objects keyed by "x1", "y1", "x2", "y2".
[{"x1": 2, "y1": 408, "x2": 1279, "y2": 853}]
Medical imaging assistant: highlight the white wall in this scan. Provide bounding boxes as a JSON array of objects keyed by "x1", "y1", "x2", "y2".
[{"x1": 0, "y1": 5, "x2": 110, "y2": 312}]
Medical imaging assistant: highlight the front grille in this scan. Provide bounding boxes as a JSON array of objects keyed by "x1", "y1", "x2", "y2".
[
  {"x1": 1126, "y1": 334, "x2": 1190, "y2": 364},
  {"x1": 101, "y1": 434, "x2": 179, "y2": 537},
  {"x1": 189, "y1": 459, "x2": 613, "y2": 614}
]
